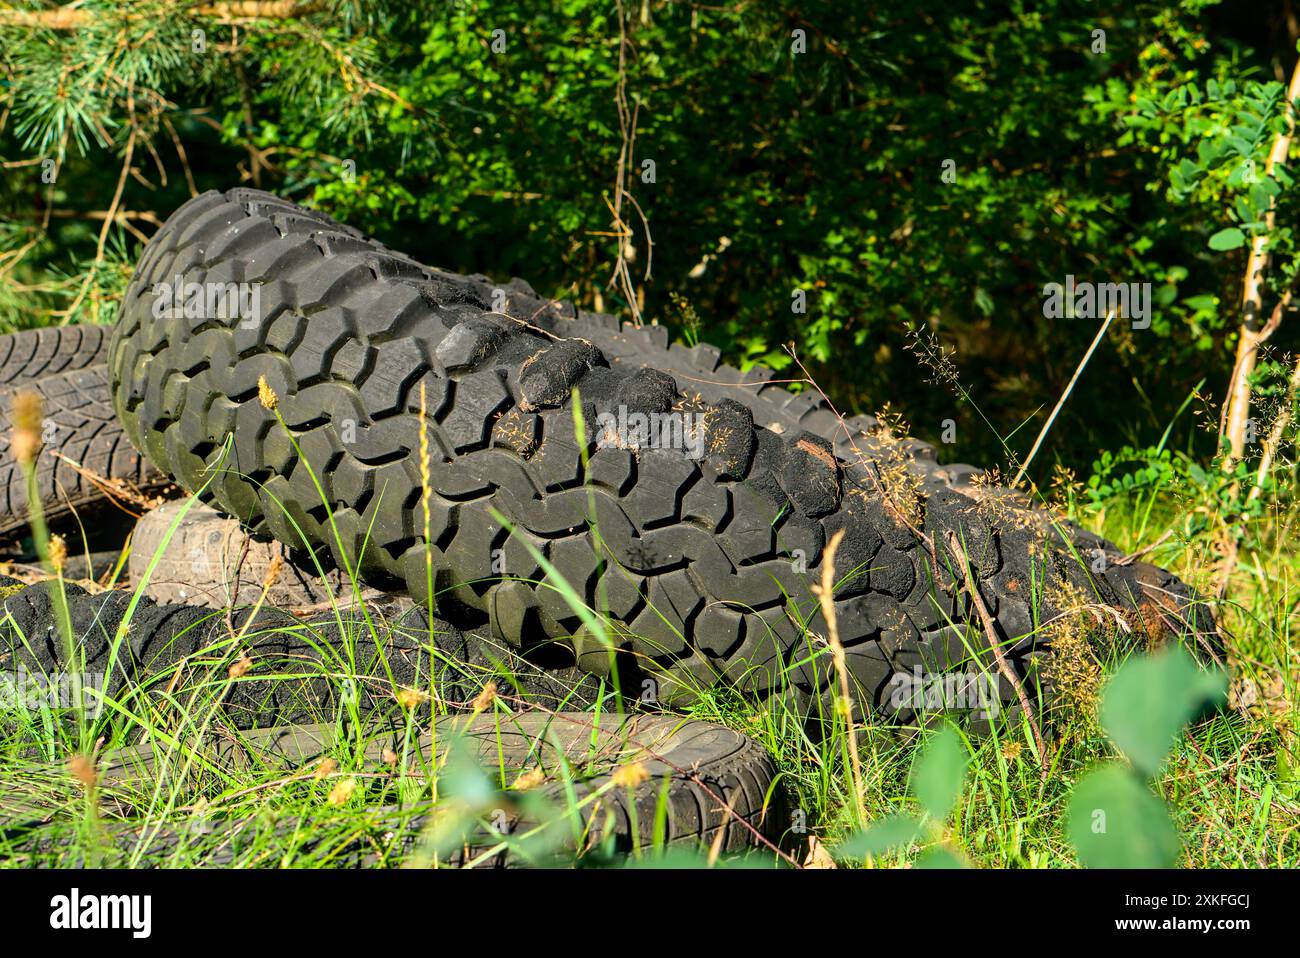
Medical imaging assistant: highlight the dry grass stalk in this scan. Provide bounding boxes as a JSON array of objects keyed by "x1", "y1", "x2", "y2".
[
  {"x1": 11, "y1": 391, "x2": 43, "y2": 465},
  {"x1": 1011, "y1": 308, "x2": 1116, "y2": 490},
  {"x1": 810, "y1": 529, "x2": 868, "y2": 826}
]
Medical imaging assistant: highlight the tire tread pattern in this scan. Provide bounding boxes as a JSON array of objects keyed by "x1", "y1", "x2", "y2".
[{"x1": 108, "y1": 191, "x2": 1216, "y2": 719}]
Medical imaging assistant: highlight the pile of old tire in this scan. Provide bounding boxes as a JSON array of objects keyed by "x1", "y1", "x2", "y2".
[
  {"x1": 0, "y1": 572, "x2": 595, "y2": 726},
  {"x1": 0, "y1": 575, "x2": 786, "y2": 864},
  {"x1": 106, "y1": 189, "x2": 1218, "y2": 723},
  {"x1": 0, "y1": 326, "x2": 171, "y2": 547}
]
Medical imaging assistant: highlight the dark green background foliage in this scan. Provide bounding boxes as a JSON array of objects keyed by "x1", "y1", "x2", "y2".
[{"x1": 3, "y1": 0, "x2": 1298, "y2": 474}]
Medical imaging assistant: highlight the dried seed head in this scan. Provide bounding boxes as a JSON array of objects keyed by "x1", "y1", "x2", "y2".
[
  {"x1": 68, "y1": 753, "x2": 96, "y2": 788},
  {"x1": 313, "y1": 757, "x2": 338, "y2": 780},
  {"x1": 47, "y1": 534, "x2": 67, "y2": 575},
  {"x1": 228, "y1": 654, "x2": 253, "y2": 679},
  {"x1": 610, "y1": 762, "x2": 650, "y2": 788},
  {"x1": 11, "y1": 391, "x2": 43, "y2": 466},
  {"x1": 394, "y1": 687, "x2": 428, "y2": 710},
  {"x1": 1042, "y1": 579, "x2": 1105, "y2": 724},
  {"x1": 327, "y1": 777, "x2": 357, "y2": 806},
  {"x1": 257, "y1": 375, "x2": 278, "y2": 411},
  {"x1": 263, "y1": 554, "x2": 284, "y2": 590},
  {"x1": 511, "y1": 767, "x2": 546, "y2": 791},
  {"x1": 471, "y1": 680, "x2": 497, "y2": 713}
]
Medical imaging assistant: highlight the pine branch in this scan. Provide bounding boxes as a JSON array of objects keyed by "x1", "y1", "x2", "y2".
[{"x1": 0, "y1": 1, "x2": 328, "y2": 29}]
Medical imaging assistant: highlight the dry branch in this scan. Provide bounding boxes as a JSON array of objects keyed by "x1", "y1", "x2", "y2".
[{"x1": 1221, "y1": 55, "x2": 1300, "y2": 467}]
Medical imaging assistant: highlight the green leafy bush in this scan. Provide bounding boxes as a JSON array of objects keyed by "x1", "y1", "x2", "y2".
[
  {"x1": 1067, "y1": 646, "x2": 1227, "y2": 868},
  {"x1": 3, "y1": 0, "x2": 1298, "y2": 470}
]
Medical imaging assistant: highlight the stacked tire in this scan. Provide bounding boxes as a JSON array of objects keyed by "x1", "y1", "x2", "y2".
[
  {"x1": 0, "y1": 326, "x2": 169, "y2": 542},
  {"x1": 107, "y1": 189, "x2": 1218, "y2": 721}
]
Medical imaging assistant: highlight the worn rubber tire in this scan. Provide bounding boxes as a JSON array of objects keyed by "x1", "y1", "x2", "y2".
[
  {"x1": 0, "y1": 574, "x2": 783, "y2": 864},
  {"x1": 0, "y1": 575, "x2": 604, "y2": 729},
  {"x1": 40, "y1": 713, "x2": 783, "y2": 866},
  {"x1": 137, "y1": 189, "x2": 975, "y2": 491},
  {"x1": 130, "y1": 497, "x2": 409, "y2": 613},
  {"x1": 0, "y1": 366, "x2": 171, "y2": 539},
  {"x1": 0, "y1": 325, "x2": 110, "y2": 389},
  {"x1": 108, "y1": 191, "x2": 1218, "y2": 722}
]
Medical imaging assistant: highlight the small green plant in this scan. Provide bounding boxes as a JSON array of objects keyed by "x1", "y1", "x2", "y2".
[
  {"x1": 1067, "y1": 646, "x2": 1227, "y2": 868},
  {"x1": 833, "y1": 724, "x2": 970, "y2": 868},
  {"x1": 1086, "y1": 445, "x2": 1181, "y2": 504}
]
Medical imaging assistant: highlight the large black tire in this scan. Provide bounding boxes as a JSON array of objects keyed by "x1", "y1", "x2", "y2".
[
  {"x1": 0, "y1": 366, "x2": 171, "y2": 539},
  {"x1": 140, "y1": 188, "x2": 973, "y2": 491},
  {"x1": 0, "y1": 325, "x2": 110, "y2": 389},
  {"x1": 108, "y1": 191, "x2": 1218, "y2": 721},
  {"x1": 0, "y1": 576, "x2": 784, "y2": 864},
  {"x1": 18, "y1": 714, "x2": 783, "y2": 866},
  {"x1": 0, "y1": 575, "x2": 604, "y2": 730}
]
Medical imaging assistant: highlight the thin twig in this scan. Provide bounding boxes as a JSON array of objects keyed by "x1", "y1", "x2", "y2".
[
  {"x1": 946, "y1": 532, "x2": 1049, "y2": 781},
  {"x1": 1011, "y1": 308, "x2": 1116, "y2": 490},
  {"x1": 1115, "y1": 530, "x2": 1174, "y2": 566}
]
